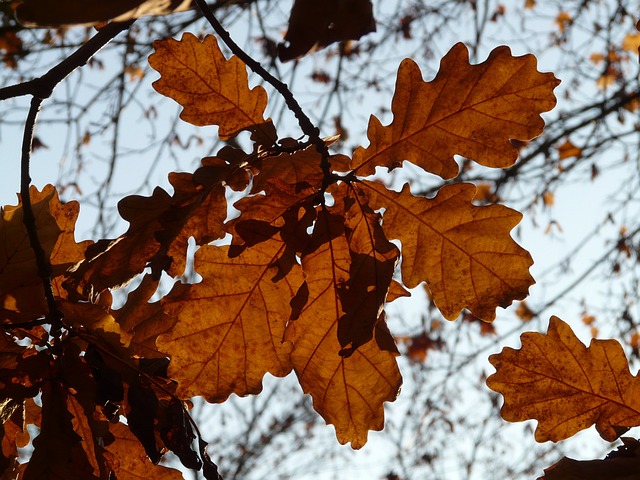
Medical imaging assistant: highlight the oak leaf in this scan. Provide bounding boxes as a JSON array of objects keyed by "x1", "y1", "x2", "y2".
[
  {"x1": 158, "y1": 234, "x2": 303, "y2": 402},
  {"x1": 333, "y1": 183, "x2": 399, "y2": 355},
  {"x1": 14, "y1": 0, "x2": 191, "y2": 27},
  {"x1": 1, "y1": 185, "x2": 90, "y2": 322},
  {"x1": 65, "y1": 166, "x2": 228, "y2": 297},
  {"x1": 113, "y1": 275, "x2": 176, "y2": 358},
  {"x1": 103, "y1": 422, "x2": 183, "y2": 480},
  {"x1": 278, "y1": 0, "x2": 376, "y2": 61},
  {"x1": 540, "y1": 437, "x2": 640, "y2": 480},
  {"x1": 149, "y1": 33, "x2": 274, "y2": 141},
  {"x1": 487, "y1": 316, "x2": 640, "y2": 442},
  {"x1": 351, "y1": 43, "x2": 559, "y2": 178},
  {"x1": 360, "y1": 181, "x2": 533, "y2": 321},
  {"x1": 285, "y1": 206, "x2": 401, "y2": 448},
  {"x1": 23, "y1": 382, "x2": 98, "y2": 480}
]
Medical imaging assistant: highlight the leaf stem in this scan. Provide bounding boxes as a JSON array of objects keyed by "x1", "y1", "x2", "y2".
[{"x1": 193, "y1": 0, "x2": 334, "y2": 191}]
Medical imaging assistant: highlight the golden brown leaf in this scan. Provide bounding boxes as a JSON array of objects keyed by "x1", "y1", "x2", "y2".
[
  {"x1": 487, "y1": 316, "x2": 640, "y2": 442},
  {"x1": 278, "y1": 0, "x2": 375, "y2": 61},
  {"x1": 158, "y1": 234, "x2": 303, "y2": 402},
  {"x1": 1, "y1": 186, "x2": 91, "y2": 322},
  {"x1": 361, "y1": 180, "x2": 533, "y2": 321},
  {"x1": 149, "y1": 33, "x2": 273, "y2": 140},
  {"x1": 285, "y1": 207, "x2": 401, "y2": 448},
  {"x1": 333, "y1": 183, "x2": 399, "y2": 355},
  {"x1": 104, "y1": 423, "x2": 183, "y2": 480},
  {"x1": 65, "y1": 168, "x2": 227, "y2": 297},
  {"x1": 14, "y1": 0, "x2": 191, "y2": 27},
  {"x1": 351, "y1": 43, "x2": 559, "y2": 178},
  {"x1": 112, "y1": 275, "x2": 176, "y2": 358},
  {"x1": 251, "y1": 145, "x2": 349, "y2": 194}
]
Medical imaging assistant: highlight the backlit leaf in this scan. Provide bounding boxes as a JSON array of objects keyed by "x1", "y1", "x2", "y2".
[
  {"x1": 104, "y1": 422, "x2": 183, "y2": 480},
  {"x1": 361, "y1": 180, "x2": 533, "y2": 321},
  {"x1": 487, "y1": 316, "x2": 640, "y2": 442},
  {"x1": 15, "y1": 0, "x2": 191, "y2": 27},
  {"x1": 351, "y1": 43, "x2": 559, "y2": 178},
  {"x1": 65, "y1": 167, "x2": 228, "y2": 297},
  {"x1": 285, "y1": 206, "x2": 401, "y2": 448},
  {"x1": 149, "y1": 33, "x2": 273, "y2": 140},
  {"x1": 1, "y1": 185, "x2": 90, "y2": 323},
  {"x1": 158, "y1": 234, "x2": 303, "y2": 402},
  {"x1": 24, "y1": 382, "x2": 98, "y2": 480}
]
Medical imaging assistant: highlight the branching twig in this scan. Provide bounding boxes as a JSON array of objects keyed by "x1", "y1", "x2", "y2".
[
  {"x1": 193, "y1": 0, "x2": 335, "y2": 191},
  {"x1": 6, "y1": 21, "x2": 134, "y2": 335},
  {"x1": 0, "y1": 20, "x2": 135, "y2": 101}
]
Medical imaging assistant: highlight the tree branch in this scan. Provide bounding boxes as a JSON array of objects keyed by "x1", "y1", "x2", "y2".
[
  {"x1": 193, "y1": 0, "x2": 334, "y2": 189},
  {"x1": 0, "y1": 20, "x2": 134, "y2": 101},
  {"x1": 10, "y1": 20, "x2": 134, "y2": 334}
]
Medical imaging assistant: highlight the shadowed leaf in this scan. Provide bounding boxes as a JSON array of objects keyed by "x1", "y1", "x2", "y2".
[
  {"x1": 361, "y1": 181, "x2": 533, "y2": 321},
  {"x1": 285, "y1": 206, "x2": 401, "y2": 448}
]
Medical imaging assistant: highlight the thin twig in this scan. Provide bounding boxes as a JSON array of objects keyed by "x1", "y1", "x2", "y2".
[
  {"x1": 19, "y1": 96, "x2": 63, "y2": 330},
  {"x1": 10, "y1": 21, "x2": 134, "y2": 334},
  {"x1": 192, "y1": 0, "x2": 334, "y2": 190},
  {"x1": 0, "y1": 20, "x2": 134, "y2": 101}
]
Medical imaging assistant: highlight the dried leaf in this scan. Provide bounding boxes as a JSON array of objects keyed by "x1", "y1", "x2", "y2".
[
  {"x1": 333, "y1": 183, "x2": 399, "y2": 355},
  {"x1": 540, "y1": 438, "x2": 640, "y2": 480},
  {"x1": 1, "y1": 185, "x2": 90, "y2": 322},
  {"x1": 351, "y1": 43, "x2": 559, "y2": 178},
  {"x1": 487, "y1": 316, "x2": 640, "y2": 442},
  {"x1": 158, "y1": 234, "x2": 303, "y2": 402},
  {"x1": 278, "y1": 0, "x2": 375, "y2": 61},
  {"x1": 65, "y1": 167, "x2": 228, "y2": 297},
  {"x1": 361, "y1": 181, "x2": 533, "y2": 321},
  {"x1": 113, "y1": 275, "x2": 176, "y2": 358},
  {"x1": 104, "y1": 422, "x2": 183, "y2": 480},
  {"x1": 150, "y1": 33, "x2": 274, "y2": 141},
  {"x1": 15, "y1": 0, "x2": 191, "y2": 27},
  {"x1": 285, "y1": 207, "x2": 401, "y2": 448},
  {"x1": 24, "y1": 382, "x2": 98, "y2": 480}
]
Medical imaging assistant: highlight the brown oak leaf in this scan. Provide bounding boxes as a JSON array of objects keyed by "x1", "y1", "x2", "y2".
[
  {"x1": 487, "y1": 316, "x2": 640, "y2": 442},
  {"x1": 360, "y1": 180, "x2": 533, "y2": 321},
  {"x1": 351, "y1": 43, "x2": 559, "y2": 178},
  {"x1": 149, "y1": 33, "x2": 274, "y2": 141},
  {"x1": 278, "y1": 0, "x2": 376, "y2": 61},
  {"x1": 158, "y1": 234, "x2": 303, "y2": 402},
  {"x1": 1, "y1": 185, "x2": 91, "y2": 323},
  {"x1": 285, "y1": 206, "x2": 402, "y2": 448}
]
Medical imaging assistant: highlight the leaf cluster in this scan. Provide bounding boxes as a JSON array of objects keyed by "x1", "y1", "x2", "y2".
[{"x1": 0, "y1": 1, "x2": 577, "y2": 479}]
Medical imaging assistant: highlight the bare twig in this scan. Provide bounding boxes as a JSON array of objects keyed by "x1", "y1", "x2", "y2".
[
  {"x1": 0, "y1": 20, "x2": 134, "y2": 101},
  {"x1": 7, "y1": 21, "x2": 134, "y2": 333}
]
